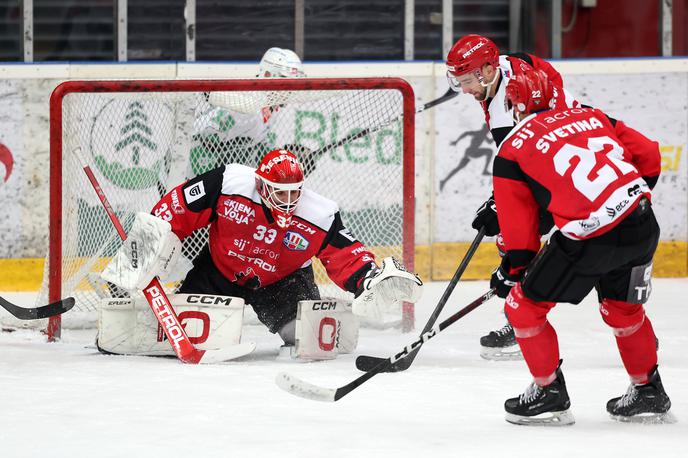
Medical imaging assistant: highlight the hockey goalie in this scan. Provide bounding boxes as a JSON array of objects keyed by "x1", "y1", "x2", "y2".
[{"x1": 99, "y1": 148, "x2": 422, "y2": 361}]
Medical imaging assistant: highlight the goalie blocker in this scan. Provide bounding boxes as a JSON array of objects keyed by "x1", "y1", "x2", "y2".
[{"x1": 97, "y1": 293, "x2": 249, "y2": 357}]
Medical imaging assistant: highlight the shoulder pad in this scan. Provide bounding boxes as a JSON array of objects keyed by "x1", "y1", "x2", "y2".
[
  {"x1": 222, "y1": 164, "x2": 261, "y2": 203},
  {"x1": 294, "y1": 189, "x2": 338, "y2": 230}
]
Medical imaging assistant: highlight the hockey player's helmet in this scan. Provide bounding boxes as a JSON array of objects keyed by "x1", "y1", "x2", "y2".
[
  {"x1": 446, "y1": 35, "x2": 500, "y2": 94},
  {"x1": 505, "y1": 66, "x2": 556, "y2": 121},
  {"x1": 258, "y1": 48, "x2": 305, "y2": 78},
  {"x1": 255, "y1": 149, "x2": 305, "y2": 228}
]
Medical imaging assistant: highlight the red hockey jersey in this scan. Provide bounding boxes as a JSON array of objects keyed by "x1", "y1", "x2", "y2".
[
  {"x1": 494, "y1": 107, "x2": 661, "y2": 267},
  {"x1": 151, "y1": 164, "x2": 376, "y2": 291}
]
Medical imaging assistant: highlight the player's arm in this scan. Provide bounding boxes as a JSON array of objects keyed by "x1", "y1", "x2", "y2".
[
  {"x1": 101, "y1": 167, "x2": 225, "y2": 291},
  {"x1": 491, "y1": 152, "x2": 541, "y2": 297},
  {"x1": 317, "y1": 213, "x2": 422, "y2": 319},
  {"x1": 599, "y1": 112, "x2": 661, "y2": 188},
  {"x1": 509, "y1": 52, "x2": 564, "y2": 88},
  {"x1": 152, "y1": 166, "x2": 225, "y2": 238}
]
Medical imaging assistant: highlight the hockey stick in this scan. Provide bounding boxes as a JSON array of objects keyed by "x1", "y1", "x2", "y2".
[
  {"x1": 0, "y1": 295, "x2": 75, "y2": 320},
  {"x1": 355, "y1": 227, "x2": 486, "y2": 372},
  {"x1": 276, "y1": 288, "x2": 496, "y2": 402},
  {"x1": 298, "y1": 88, "x2": 458, "y2": 170},
  {"x1": 319, "y1": 87, "x2": 457, "y2": 154},
  {"x1": 79, "y1": 149, "x2": 243, "y2": 364}
]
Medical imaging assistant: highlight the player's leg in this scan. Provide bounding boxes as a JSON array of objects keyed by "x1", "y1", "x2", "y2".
[
  {"x1": 597, "y1": 203, "x2": 672, "y2": 422},
  {"x1": 480, "y1": 236, "x2": 521, "y2": 361},
  {"x1": 502, "y1": 285, "x2": 573, "y2": 426},
  {"x1": 247, "y1": 264, "x2": 320, "y2": 343},
  {"x1": 502, "y1": 231, "x2": 605, "y2": 426}
]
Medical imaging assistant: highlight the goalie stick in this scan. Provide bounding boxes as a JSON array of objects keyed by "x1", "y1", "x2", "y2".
[
  {"x1": 79, "y1": 148, "x2": 247, "y2": 364},
  {"x1": 0, "y1": 295, "x2": 75, "y2": 320},
  {"x1": 356, "y1": 227, "x2": 486, "y2": 373},
  {"x1": 276, "y1": 288, "x2": 496, "y2": 402}
]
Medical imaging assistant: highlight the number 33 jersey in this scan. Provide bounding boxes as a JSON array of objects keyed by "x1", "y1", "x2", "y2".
[
  {"x1": 151, "y1": 164, "x2": 376, "y2": 292},
  {"x1": 494, "y1": 107, "x2": 661, "y2": 257}
]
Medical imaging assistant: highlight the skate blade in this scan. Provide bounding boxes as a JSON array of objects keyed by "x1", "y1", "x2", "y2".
[
  {"x1": 480, "y1": 345, "x2": 523, "y2": 361},
  {"x1": 505, "y1": 409, "x2": 575, "y2": 427},
  {"x1": 609, "y1": 411, "x2": 677, "y2": 424}
]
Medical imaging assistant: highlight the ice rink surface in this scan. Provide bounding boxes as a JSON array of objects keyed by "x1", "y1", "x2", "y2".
[{"x1": 1, "y1": 279, "x2": 686, "y2": 458}]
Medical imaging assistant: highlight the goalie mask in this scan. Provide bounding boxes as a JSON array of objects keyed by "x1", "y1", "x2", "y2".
[
  {"x1": 446, "y1": 34, "x2": 500, "y2": 100},
  {"x1": 255, "y1": 149, "x2": 305, "y2": 228},
  {"x1": 505, "y1": 66, "x2": 557, "y2": 122},
  {"x1": 258, "y1": 47, "x2": 305, "y2": 78}
]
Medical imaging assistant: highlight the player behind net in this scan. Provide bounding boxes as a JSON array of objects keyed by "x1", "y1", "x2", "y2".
[
  {"x1": 99, "y1": 149, "x2": 422, "y2": 360},
  {"x1": 193, "y1": 47, "x2": 318, "y2": 176},
  {"x1": 490, "y1": 65, "x2": 671, "y2": 425}
]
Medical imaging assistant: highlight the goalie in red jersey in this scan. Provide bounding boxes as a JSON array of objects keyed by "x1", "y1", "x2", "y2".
[
  {"x1": 490, "y1": 66, "x2": 672, "y2": 425},
  {"x1": 101, "y1": 149, "x2": 421, "y2": 360}
]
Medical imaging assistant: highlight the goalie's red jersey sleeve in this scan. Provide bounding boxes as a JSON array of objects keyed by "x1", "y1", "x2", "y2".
[
  {"x1": 316, "y1": 213, "x2": 377, "y2": 293},
  {"x1": 150, "y1": 168, "x2": 222, "y2": 238}
]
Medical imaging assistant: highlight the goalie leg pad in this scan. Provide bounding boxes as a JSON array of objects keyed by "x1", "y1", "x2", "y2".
[
  {"x1": 293, "y1": 299, "x2": 359, "y2": 361},
  {"x1": 97, "y1": 293, "x2": 245, "y2": 356}
]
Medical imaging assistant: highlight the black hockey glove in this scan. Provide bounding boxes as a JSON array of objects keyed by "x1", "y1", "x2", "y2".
[
  {"x1": 472, "y1": 194, "x2": 500, "y2": 236},
  {"x1": 490, "y1": 258, "x2": 524, "y2": 299}
]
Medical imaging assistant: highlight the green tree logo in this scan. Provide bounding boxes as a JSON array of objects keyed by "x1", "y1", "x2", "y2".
[{"x1": 91, "y1": 100, "x2": 171, "y2": 190}]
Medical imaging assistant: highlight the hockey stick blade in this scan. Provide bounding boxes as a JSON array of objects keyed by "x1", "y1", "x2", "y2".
[
  {"x1": 355, "y1": 228, "x2": 486, "y2": 373},
  {"x1": 276, "y1": 290, "x2": 496, "y2": 402},
  {"x1": 0, "y1": 296, "x2": 75, "y2": 320},
  {"x1": 355, "y1": 355, "x2": 398, "y2": 372},
  {"x1": 276, "y1": 372, "x2": 338, "y2": 402},
  {"x1": 196, "y1": 342, "x2": 257, "y2": 364}
]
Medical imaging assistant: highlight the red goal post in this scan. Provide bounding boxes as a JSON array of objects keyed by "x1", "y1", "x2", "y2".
[{"x1": 43, "y1": 77, "x2": 416, "y2": 340}]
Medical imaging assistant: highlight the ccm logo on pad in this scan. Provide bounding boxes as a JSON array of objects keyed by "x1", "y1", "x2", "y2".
[{"x1": 184, "y1": 182, "x2": 206, "y2": 204}]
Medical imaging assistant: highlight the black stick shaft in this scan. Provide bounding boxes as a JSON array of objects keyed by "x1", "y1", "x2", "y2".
[
  {"x1": 315, "y1": 88, "x2": 457, "y2": 157},
  {"x1": 0, "y1": 296, "x2": 75, "y2": 320},
  {"x1": 356, "y1": 227, "x2": 486, "y2": 372},
  {"x1": 334, "y1": 289, "x2": 496, "y2": 401}
]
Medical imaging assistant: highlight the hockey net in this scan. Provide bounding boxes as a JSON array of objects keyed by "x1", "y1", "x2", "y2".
[{"x1": 37, "y1": 78, "x2": 415, "y2": 339}]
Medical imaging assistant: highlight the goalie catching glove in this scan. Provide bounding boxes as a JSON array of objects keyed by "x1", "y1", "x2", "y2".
[
  {"x1": 352, "y1": 257, "x2": 423, "y2": 321},
  {"x1": 101, "y1": 212, "x2": 190, "y2": 291}
]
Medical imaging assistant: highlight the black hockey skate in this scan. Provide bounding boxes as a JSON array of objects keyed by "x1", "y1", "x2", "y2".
[
  {"x1": 479, "y1": 322, "x2": 522, "y2": 361},
  {"x1": 607, "y1": 365, "x2": 674, "y2": 424},
  {"x1": 505, "y1": 362, "x2": 575, "y2": 426}
]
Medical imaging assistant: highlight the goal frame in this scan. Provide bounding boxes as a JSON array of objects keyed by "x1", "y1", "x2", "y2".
[{"x1": 47, "y1": 77, "x2": 416, "y2": 340}]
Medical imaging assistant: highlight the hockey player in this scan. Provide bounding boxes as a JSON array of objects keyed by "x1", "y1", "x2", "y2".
[
  {"x1": 445, "y1": 34, "x2": 580, "y2": 359},
  {"x1": 492, "y1": 66, "x2": 670, "y2": 425},
  {"x1": 103, "y1": 149, "x2": 422, "y2": 355},
  {"x1": 193, "y1": 47, "x2": 307, "y2": 175}
]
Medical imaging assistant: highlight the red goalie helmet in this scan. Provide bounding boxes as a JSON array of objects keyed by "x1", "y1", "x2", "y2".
[
  {"x1": 255, "y1": 149, "x2": 305, "y2": 228},
  {"x1": 505, "y1": 66, "x2": 556, "y2": 120}
]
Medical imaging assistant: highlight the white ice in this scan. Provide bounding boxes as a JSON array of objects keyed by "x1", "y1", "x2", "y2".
[{"x1": 1, "y1": 279, "x2": 686, "y2": 458}]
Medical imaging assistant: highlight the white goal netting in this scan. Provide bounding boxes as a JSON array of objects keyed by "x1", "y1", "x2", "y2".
[{"x1": 36, "y1": 78, "x2": 415, "y2": 336}]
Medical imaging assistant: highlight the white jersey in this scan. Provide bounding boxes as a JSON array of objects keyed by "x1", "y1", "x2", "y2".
[
  {"x1": 194, "y1": 105, "x2": 274, "y2": 144},
  {"x1": 483, "y1": 54, "x2": 580, "y2": 146}
]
